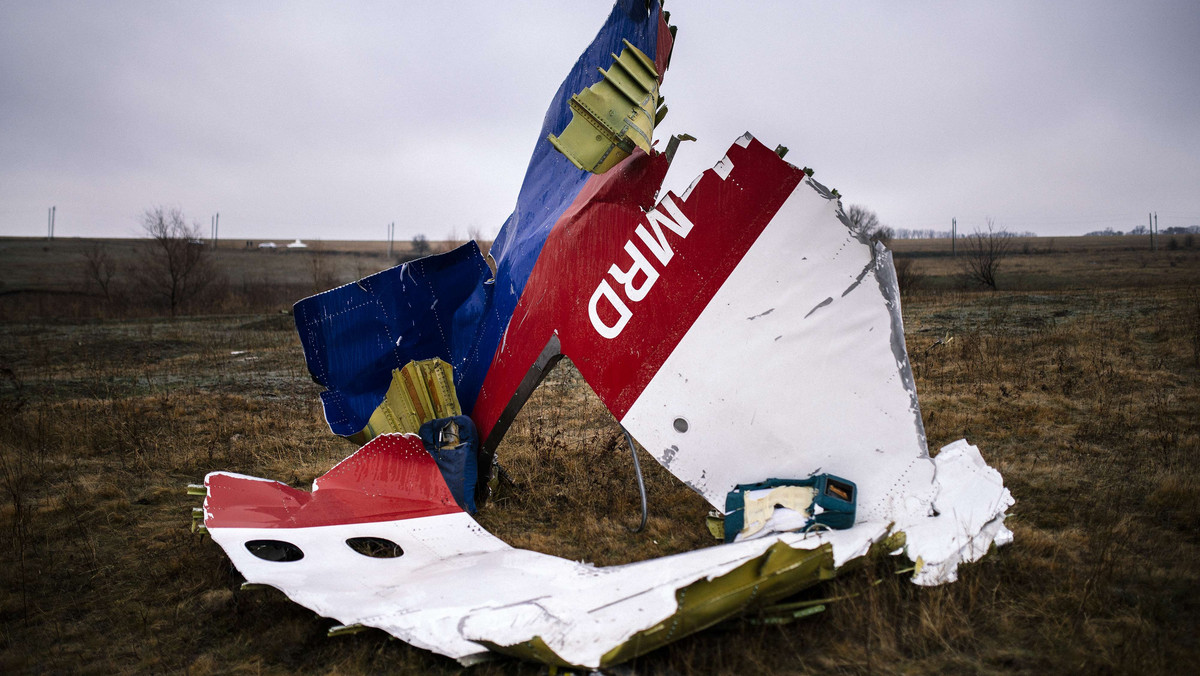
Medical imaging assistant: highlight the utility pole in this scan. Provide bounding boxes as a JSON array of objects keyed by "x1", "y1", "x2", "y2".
[
  {"x1": 47, "y1": 206, "x2": 56, "y2": 239},
  {"x1": 211, "y1": 212, "x2": 219, "y2": 250},
  {"x1": 951, "y1": 217, "x2": 956, "y2": 256},
  {"x1": 387, "y1": 222, "x2": 395, "y2": 258},
  {"x1": 1150, "y1": 212, "x2": 1156, "y2": 252}
]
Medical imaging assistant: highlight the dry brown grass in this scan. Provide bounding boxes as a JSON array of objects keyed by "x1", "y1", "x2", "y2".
[
  {"x1": 1, "y1": 238, "x2": 1198, "y2": 673},
  {"x1": 890, "y1": 234, "x2": 1200, "y2": 292},
  {"x1": 0, "y1": 237, "x2": 470, "y2": 320}
]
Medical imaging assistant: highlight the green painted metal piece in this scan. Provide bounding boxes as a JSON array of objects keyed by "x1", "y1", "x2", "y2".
[
  {"x1": 328, "y1": 624, "x2": 369, "y2": 638},
  {"x1": 664, "y1": 133, "x2": 696, "y2": 164},
  {"x1": 348, "y1": 358, "x2": 462, "y2": 446},
  {"x1": 188, "y1": 483, "x2": 207, "y2": 532},
  {"x1": 548, "y1": 40, "x2": 661, "y2": 174},
  {"x1": 748, "y1": 603, "x2": 826, "y2": 625},
  {"x1": 705, "y1": 511, "x2": 725, "y2": 540},
  {"x1": 191, "y1": 507, "x2": 207, "y2": 534},
  {"x1": 481, "y1": 532, "x2": 908, "y2": 668},
  {"x1": 480, "y1": 540, "x2": 840, "y2": 669}
]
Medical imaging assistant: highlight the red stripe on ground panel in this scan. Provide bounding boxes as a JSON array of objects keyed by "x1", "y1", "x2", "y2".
[{"x1": 204, "y1": 434, "x2": 461, "y2": 529}]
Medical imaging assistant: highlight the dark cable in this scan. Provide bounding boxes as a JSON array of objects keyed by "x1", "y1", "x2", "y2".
[{"x1": 621, "y1": 425, "x2": 648, "y2": 533}]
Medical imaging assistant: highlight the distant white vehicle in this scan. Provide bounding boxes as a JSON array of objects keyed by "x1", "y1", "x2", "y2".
[
  {"x1": 286, "y1": 239, "x2": 307, "y2": 249},
  {"x1": 258, "y1": 242, "x2": 278, "y2": 249}
]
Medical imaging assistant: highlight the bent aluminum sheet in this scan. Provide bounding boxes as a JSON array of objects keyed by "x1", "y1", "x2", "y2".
[{"x1": 204, "y1": 434, "x2": 1010, "y2": 668}]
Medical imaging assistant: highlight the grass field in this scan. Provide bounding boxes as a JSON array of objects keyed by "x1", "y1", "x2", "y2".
[
  {"x1": 1, "y1": 235, "x2": 1198, "y2": 673},
  {"x1": 0, "y1": 236, "x2": 454, "y2": 320}
]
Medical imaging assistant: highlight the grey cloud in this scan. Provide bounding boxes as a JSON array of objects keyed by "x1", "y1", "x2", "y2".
[{"x1": 1, "y1": 1, "x2": 1198, "y2": 240}]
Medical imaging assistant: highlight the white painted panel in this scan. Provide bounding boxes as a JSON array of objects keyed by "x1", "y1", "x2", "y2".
[
  {"x1": 207, "y1": 437, "x2": 1011, "y2": 666},
  {"x1": 210, "y1": 509, "x2": 890, "y2": 666},
  {"x1": 621, "y1": 179, "x2": 935, "y2": 523}
]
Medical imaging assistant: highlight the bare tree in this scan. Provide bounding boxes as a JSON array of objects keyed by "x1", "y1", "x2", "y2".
[
  {"x1": 873, "y1": 225, "x2": 895, "y2": 247},
  {"x1": 136, "y1": 206, "x2": 218, "y2": 315},
  {"x1": 467, "y1": 224, "x2": 492, "y2": 257},
  {"x1": 846, "y1": 204, "x2": 878, "y2": 232},
  {"x1": 82, "y1": 243, "x2": 118, "y2": 302},
  {"x1": 440, "y1": 227, "x2": 466, "y2": 254},
  {"x1": 846, "y1": 204, "x2": 893, "y2": 246},
  {"x1": 354, "y1": 256, "x2": 382, "y2": 281},
  {"x1": 307, "y1": 242, "x2": 337, "y2": 293},
  {"x1": 962, "y1": 218, "x2": 1013, "y2": 290},
  {"x1": 411, "y1": 234, "x2": 431, "y2": 258}
]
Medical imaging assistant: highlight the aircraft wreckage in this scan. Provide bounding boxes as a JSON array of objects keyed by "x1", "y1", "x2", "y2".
[{"x1": 196, "y1": 1, "x2": 1013, "y2": 669}]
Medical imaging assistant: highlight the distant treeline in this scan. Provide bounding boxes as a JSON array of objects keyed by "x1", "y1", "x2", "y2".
[
  {"x1": 1085, "y1": 225, "x2": 1200, "y2": 236},
  {"x1": 891, "y1": 228, "x2": 1039, "y2": 239}
]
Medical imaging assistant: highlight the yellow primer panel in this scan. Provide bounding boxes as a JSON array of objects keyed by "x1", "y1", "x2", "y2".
[
  {"x1": 548, "y1": 39, "x2": 662, "y2": 174},
  {"x1": 741, "y1": 486, "x2": 818, "y2": 539},
  {"x1": 348, "y1": 359, "x2": 462, "y2": 445}
]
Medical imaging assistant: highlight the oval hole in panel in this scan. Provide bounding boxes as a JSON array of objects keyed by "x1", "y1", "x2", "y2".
[
  {"x1": 245, "y1": 539, "x2": 304, "y2": 562},
  {"x1": 673, "y1": 417, "x2": 689, "y2": 433},
  {"x1": 346, "y1": 536, "x2": 405, "y2": 559}
]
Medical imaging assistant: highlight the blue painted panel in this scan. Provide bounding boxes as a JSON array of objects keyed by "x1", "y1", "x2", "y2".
[
  {"x1": 294, "y1": 242, "x2": 492, "y2": 436},
  {"x1": 295, "y1": 1, "x2": 662, "y2": 437}
]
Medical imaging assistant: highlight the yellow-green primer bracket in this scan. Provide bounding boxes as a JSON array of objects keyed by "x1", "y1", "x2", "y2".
[
  {"x1": 548, "y1": 39, "x2": 663, "y2": 174},
  {"x1": 191, "y1": 507, "x2": 207, "y2": 534},
  {"x1": 348, "y1": 358, "x2": 462, "y2": 445},
  {"x1": 187, "y1": 483, "x2": 208, "y2": 533},
  {"x1": 239, "y1": 582, "x2": 273, "y2": 592}
]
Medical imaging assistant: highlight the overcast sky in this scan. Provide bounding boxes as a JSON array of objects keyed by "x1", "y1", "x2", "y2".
[{"x1": 2, "y1": 1, "x2": 1198, "y2": 241}]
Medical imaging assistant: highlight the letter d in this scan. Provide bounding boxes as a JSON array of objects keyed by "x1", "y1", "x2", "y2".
[{"x1": 588, "y1": 280, "x2": 632, "y2": 339}]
